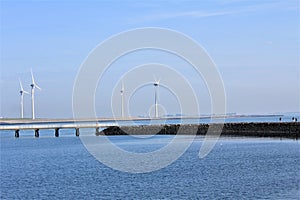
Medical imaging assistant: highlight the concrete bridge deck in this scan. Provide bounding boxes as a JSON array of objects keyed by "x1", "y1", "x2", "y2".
[{"x1": 0, "y1": 119, "x2": 118, "y2": 137}]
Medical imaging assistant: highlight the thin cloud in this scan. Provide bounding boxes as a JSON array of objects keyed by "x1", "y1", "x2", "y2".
[
  {"x1": 127, "y1": 0, "x2": 299, "y2": 24},
  {"x1": 138, "y1": 10, "x2": 236, "y2": 22},
  {"x1": 127, "y1": 10, "x2": 237, "y2": 24}
]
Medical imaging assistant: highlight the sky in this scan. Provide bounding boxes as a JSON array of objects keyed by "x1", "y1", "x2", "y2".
[{"x1": 0, "y1": 0, "x2": 299, "y2": 119}]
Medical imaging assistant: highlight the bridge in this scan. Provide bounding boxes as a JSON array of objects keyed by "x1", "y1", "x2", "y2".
[{"x1": 0, "y1": 119, "x2": 119, "y2": 137}]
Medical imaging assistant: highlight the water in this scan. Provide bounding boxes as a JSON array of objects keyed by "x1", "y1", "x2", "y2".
[{"x1": 1, "y1": 132, "x2": 299, "y2": 199}]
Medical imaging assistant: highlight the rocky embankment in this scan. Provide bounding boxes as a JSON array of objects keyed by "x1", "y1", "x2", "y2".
[{"x1": 98, "y1": 122, "x2": 300, "y2": 139}]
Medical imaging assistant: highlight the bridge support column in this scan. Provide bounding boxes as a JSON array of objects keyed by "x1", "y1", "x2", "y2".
[
  {"x1": 15, "y1": 129, "x2": 20, "y2": 138},
  {"x1": 55, "y1": 128, "x2": 59, "y2": 137},
  {"x1": 75, "y1": 128, "x2": 80, "y2": 137},
  {"x1": 34, "y1": 129, "x2": 39, "y2": 138}
]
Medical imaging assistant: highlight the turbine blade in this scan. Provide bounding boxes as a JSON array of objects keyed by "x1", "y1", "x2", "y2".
[
  {"x1": 19, "y1": 78, "x2": 24, "y2": 91},
  {"x1": 153, "y1": 74, "x2": 160, "y2": 85},
  {"x1": 31, "y1": 69, "x2": 41, "y2": 90},
  {"x1": 23, "y1": 91, "x2": 30, "y2": 94},
  {"x1": 31, "y1": 68, "x2": 36, "y2": 85},
  {"x1": 35, "y1": 84, "x2": 42, "y2": 90},
  {"x1": 153, "y1": 74, "x2": 157, "y2": 82},
  {"x1": 122, "y1": 81, "x2": 124, "y2": 91}
]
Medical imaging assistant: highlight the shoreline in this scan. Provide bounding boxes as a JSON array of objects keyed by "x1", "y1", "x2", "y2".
[{"x1": 98, "y1": 122, "x2": 300, "y2": 139}]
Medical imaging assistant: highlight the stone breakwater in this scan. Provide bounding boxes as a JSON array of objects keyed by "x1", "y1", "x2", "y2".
[{"x1": 98, "y1": 122, "x2": 300, "y2": 139}]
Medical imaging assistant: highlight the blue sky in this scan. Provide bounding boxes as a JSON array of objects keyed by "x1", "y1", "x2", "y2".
[{"x1": 0, "y1": 0, "x2": 299, "y2": 118}]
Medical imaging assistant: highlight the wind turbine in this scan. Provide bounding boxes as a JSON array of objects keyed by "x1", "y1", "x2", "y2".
[
  {"x1": 19, "y1": 78, "x2": 29, "y2": 118},
  {"x1": 120, "y1": 81, "x2": 125, "y2": 118},
  {"x1": 30, "y1": 69, "x2": 41, "y2": 120},
  {"x1": 153, "y1": 77, "x2": 160, "y2": 118}
]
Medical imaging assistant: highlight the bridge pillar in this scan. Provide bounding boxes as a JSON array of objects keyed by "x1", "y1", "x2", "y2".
[
  {"x1": 55, "y1": 128, "x2": 59, "y2": 137},
  {"x1": 15, "y1": 129, "x2": 20, "y2": 138},
  {"x1": 34, "y1": 129, "x2": 40, "y2": 138},
  {"x1": 75, "y1": 128, "x2": 80, "y2": 137}
]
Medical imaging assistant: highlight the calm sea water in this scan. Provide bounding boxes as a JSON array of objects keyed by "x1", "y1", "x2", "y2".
[{"x1": 1, "y1": 131, "x2": 299, "y2": 199}]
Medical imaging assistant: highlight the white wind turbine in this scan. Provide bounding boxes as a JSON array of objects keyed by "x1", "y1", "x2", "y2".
[
  {"x1": 30, "y1": 69, "x2": 41, "y2": 120},
  {"x1": 120, "y1": 81, "x2": 125, "y2": 118},
  {"x1": 19, "y1": 78, "x2": 29, "y2": 118},
  {"x1": 153, "y1": 77, "x2": 160, "y2": 118}
]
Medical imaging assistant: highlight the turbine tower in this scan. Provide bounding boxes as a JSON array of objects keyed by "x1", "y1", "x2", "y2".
[
  {"x1": 120, "y1": 81, "x2": 124, "y2": 118},
  {"x1": 19, "y1": 79, "x2": 29, "y2": 118},
  {"x1": 153, "y1": 78, "x2": 160, "y2": 118},
  {"x1": 30, "y1": 69, "x2": 41, "y2": 120}
]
